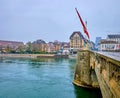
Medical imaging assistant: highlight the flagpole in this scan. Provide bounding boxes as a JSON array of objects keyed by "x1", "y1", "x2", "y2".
[
  {"x1": 75, "y1": 8, "x2": 90, "y2": 39},
  {"x1": 75, "y1": 8, "x2": 90, "y2": 50}
]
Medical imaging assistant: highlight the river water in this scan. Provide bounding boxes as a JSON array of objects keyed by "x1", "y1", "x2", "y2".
[{"x1": 0, "y1": 58, "x2": 102, "y2": 98}]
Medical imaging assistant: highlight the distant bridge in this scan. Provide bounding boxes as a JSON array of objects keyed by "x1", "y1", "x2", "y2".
[{"x1": 73, "y1": 50, "x2": 120, "y2": 98}]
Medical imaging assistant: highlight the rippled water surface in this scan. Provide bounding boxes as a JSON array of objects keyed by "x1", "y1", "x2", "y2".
[{"x1": 0, "y1": 58, "x2": 102, "y2": 98}]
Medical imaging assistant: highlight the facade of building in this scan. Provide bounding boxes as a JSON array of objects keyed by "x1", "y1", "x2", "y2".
[
  {"x1": 53, "y1": 40, "x2": 61, "y2": 52},
  {"x1": 61, "y1": 42, "x2": 70, "y2": 54},
  {"x1": 45, "y1": 42, "x2": 56, "y2": 53},
  {"x1": 0, "y1": 40, "x2": 24, "y2": 53},
  {"x1": 32, "y1": 39, "x2": 46, "y2": 52},
  {"x1": 100, "y1": 34, "x2": 120, "y2": 51},
  {"x1": 100, "y1": 40, "x2": 120, "y2": 51},
  {"x1": 107, "y1": 34, "x2": 120, "y2": 42},
  {"x1": 69, "y1": 31, "x2": 85, "y2": 49}
]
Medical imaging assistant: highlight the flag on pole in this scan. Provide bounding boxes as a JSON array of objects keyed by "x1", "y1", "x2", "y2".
[{"x1": 75, "y1": 8, "x2": 90, "y2": 39}]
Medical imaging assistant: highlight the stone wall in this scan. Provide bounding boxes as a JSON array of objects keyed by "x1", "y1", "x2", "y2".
[
  {"x1": 93, "y1": 51, "x2": 120, "y2": 98},
  {"x1": 73, "y1": 50, "x2": 120, "y2": 98},
  {"x1": 73, "y1": 50, "x2": 99, "y2": 88}
]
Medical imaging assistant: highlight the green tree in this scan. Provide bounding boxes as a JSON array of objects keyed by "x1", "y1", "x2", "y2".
[{"x1": 26, "y1": 41, "x2": 32, "y2": 53}]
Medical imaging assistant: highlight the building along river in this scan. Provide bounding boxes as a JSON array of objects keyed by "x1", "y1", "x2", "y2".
[{"x1": 0, "y1": 57, "x2": 102, "y2": 98}]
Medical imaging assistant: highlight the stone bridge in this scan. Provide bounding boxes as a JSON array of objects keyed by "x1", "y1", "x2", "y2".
[{"x1": 73, "y1": 50, "x2": 120, "y2": 98}]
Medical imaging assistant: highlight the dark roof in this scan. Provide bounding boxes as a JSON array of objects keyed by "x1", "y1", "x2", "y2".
[
  {"x1": 107, "y1": 34, "x2": 120, "y2": 39},
  {"x1": 33, "y1": 39, "x2": 46, "y2": 44},
  {"x1": 0, "y1": 40, "x2": 24, "y2": 44},
  {"x1": 69, "y1": 31, "x2": 84, "y2": 39},
  {"x1": 0, "y1": 40, "x2": 24, "y2": 46},
  {"x1": 0, "y1": 40, "x2": 24, "y2": 48},
  {"x1": 100, "y1": 40, "x2": 118, "y2": 44}
]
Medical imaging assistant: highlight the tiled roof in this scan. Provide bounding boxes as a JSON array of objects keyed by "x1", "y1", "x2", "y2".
[
  {"x1": 0, "y1": 40, "x2": 24, "y2": 44},
  {"x1": 33, "y1": 39, "x2": 46, "y2": 44},
  {"x1": 69, "y1": 31, "x2": 84, "y2": 39},
  {"x1": 0, "y1": 40, "x2": 24, "y2": 47},
  {"x1": 100, "y1": 40, "x2": 118, "y2": 44},
  {"x1": 107, "y1": 34, "x2": 120, "y2": 39}
]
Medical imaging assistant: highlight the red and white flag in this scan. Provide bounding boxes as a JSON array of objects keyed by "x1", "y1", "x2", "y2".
[{"x1": 75, "y1": 8, "x2": 90, "y2": 39}]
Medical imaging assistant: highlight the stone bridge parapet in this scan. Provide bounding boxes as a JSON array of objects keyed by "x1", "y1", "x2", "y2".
[{"x1": 73, "y1": 50, "x2": 120, "y2": 98}]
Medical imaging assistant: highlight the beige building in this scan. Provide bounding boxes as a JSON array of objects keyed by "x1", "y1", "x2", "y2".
[
  {"x1": 69, "y1": 31, "x2": 85, "y2": 49},
  {"x1": 0, "y1": 40, "x2": 24, "y2": 53}
]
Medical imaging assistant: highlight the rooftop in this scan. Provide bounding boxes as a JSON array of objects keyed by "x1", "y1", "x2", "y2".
[
  {"x1": 69, "y1": 31, "x2": 84, "y2": 39},
  {"x1": 107, "y1": 34, "x2": 120, "y2": 39}
]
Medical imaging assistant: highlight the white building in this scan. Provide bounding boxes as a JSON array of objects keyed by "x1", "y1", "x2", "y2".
[
  {"x1": 100, "y1": 34, "x2": 120, "y2": 51},
  {"x1": 107, "y1": 34, "x2": 120, "y2": 42}
]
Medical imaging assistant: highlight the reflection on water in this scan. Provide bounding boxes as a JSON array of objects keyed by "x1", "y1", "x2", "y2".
[
  {"x1": 74, "y1": 85, "x2": 102, "y2": 98},
  {"x1": 0, "y1": 58, "x2": 102, "y2": 98}
]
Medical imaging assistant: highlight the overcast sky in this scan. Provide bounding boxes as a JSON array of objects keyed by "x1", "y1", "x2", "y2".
[{"x1": 0, "y1": 0, "x2": 120, "y2": 43}]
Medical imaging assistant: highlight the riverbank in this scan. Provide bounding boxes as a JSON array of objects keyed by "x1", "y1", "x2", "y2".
[
  {"x1": 0, "y1": 54, "x2": 69, "y2": 59},
  {"x1": 0, "y1": 54, "x2": 54, "y2": 58}
]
